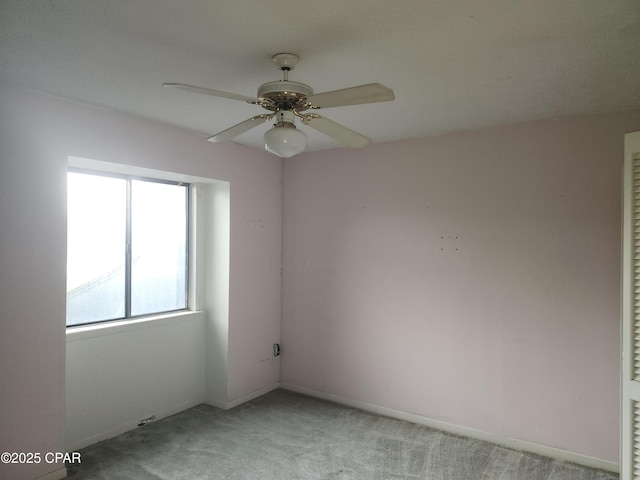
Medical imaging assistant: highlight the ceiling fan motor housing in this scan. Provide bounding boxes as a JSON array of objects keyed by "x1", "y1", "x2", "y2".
[{"x1": 257, "y1": 80, "x2": 314, "y2": 111}]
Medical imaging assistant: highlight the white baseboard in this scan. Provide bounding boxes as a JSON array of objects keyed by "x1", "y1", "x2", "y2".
[
  {"x1": 68, "y1": 384, "x2": 280, "y2": 453},
  {"x1": 207, "y1": 383, "x2": 280, "y2": 410},
  {"x1": 34, "y1": 466, "x2": 67, "y2": 480},
  {"x1": 280, "y1": 383, "x2": 619, "y2": 474},
  {"x1": 66, "y1": 397, "x2": 205, "y2": 452}
]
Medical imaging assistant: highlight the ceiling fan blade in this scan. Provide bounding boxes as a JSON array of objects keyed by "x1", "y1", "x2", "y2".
[
  {"x1": 307, "y1": 83, "x2": 394, "y2": 109},
  {"x1": 305, "y1": 115, "x2": 371, "y2": 148},
  {"x1": 163, "y1": 83, "x2": 256, "y2": 104},
  {"x1": 207, "y1": 114, "x2": 273, "y2": 143}
]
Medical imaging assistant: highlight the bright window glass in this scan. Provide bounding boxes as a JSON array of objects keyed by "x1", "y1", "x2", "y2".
[
  {"x1": 131, "y1": 179, "x2": 188, "y2": 316},
  {"x1": 66, "y1": 171, "x2": 188, "y2": 326}
]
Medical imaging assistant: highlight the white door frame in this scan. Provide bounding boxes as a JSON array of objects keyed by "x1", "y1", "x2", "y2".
[{"x1": 622, "y1": 130, "x2": 640, "y2": 480}]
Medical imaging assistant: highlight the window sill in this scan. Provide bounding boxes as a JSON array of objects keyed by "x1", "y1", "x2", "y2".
[{"x1": 65, "y1": 310, "x2": 204, "y2": 342}]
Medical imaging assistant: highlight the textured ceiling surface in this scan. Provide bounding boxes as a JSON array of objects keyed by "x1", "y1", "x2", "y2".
[{"x1": 1, "y1": 0, "x2": 640, "y2": 152}]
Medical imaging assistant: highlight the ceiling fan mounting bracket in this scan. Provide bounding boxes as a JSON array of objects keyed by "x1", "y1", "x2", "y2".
[{"x1": 272, "y1": 53, "x2": 300, "y2": 71}]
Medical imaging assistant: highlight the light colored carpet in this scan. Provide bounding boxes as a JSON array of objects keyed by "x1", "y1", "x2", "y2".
[{"x1": 66, "y1": 389, "x2": 617, "y2": 479}]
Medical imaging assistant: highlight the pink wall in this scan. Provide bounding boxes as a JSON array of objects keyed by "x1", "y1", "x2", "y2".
[
  {"x1": 282, "y1": 109, "x2": 640, "y2": 463},
  {"x1": 0, "y1": 84, "x2": 282, "y2": 479}
]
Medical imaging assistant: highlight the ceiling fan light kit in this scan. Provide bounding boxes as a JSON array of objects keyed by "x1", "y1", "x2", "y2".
[
  {"x1": 264, "y1": 110, "x2": 307, "y2": 158},
  {"x1": 163, "y1": 53, "x2": 394, "y2": 157}
]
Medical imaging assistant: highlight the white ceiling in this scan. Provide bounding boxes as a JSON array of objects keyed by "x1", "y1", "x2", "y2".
[{"x1": 2, "y1": 0, "x2": 639, "y2": 153}]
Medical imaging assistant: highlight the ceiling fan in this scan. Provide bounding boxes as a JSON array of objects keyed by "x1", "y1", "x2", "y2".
[{"x1": 163, "y1": 53, "x2": 395, "y2": 158}]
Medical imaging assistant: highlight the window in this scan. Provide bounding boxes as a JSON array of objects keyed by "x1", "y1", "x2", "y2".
[{"x1": 66, "y1": 170, "x2": 189, "y2": 326}]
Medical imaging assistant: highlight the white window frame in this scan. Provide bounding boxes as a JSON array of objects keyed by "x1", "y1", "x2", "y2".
[
  {"x1": 65, "y1": 156, "x2": 227, "y2": 332},
  {"x1": 66, "y1": 168, "x2": 191, "y2": 326}
]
